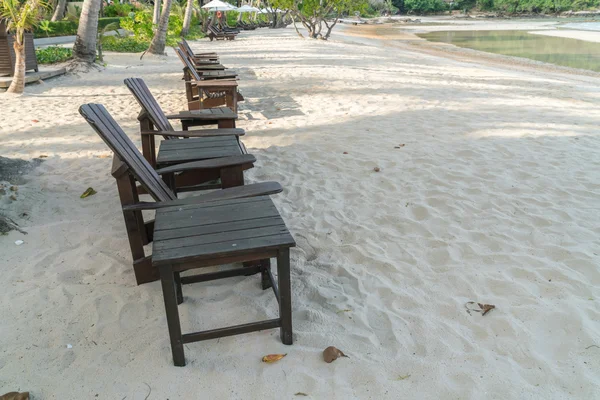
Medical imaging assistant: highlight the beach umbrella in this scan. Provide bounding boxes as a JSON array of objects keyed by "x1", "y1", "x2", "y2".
[
  {"x1": 201, "y1": 0, "x2": 237, "y2": 11},
  {"x1": 237, "y1": 4, "x2": 261, "y2": 12}
]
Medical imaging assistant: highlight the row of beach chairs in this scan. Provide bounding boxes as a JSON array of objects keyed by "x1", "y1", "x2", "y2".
[{"x1": 78, "y1": 39, "x2": 295, "y2": 367}]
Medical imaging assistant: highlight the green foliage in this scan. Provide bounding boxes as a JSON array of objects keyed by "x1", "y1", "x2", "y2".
[
  {"x1": 119, "y1": 10, "x2": 154, "y2": 41},
  {"x1": 101, "y1": 35, "x2": 150, "y2": 52},
  {"x1": 103, "y1": 3, "x2": 137, "y2": 17},
  {"x1": 36, "y1": 45, "x2": 72, "y2": 64},
  {"x1": 0, "y1": 0, "x2": 50, "y2": 41},
  {"x1": 404, "y1": 0, "x2": 448, "y2": 13},
  {"x1": 454, "y1": 0, "x2": 599, "y2": 12},
  {"x1": 38, "y1": 19, "x2": 53, "y2": 37},
  {"x1": 120, "y1": 8, "x2": 205, "y2": 48},
  {"x1": 226, "y1": 11, "x2": 239, "y2": 27},
  {"x1": 33, "y1": 18, "x2": 122, "y2": 38}
]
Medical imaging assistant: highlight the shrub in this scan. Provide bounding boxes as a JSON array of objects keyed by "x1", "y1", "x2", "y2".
[
  {"x1": 101, "y1": 35, "x2": 150, "y2": 52},
  {"x1": 33, "y1": 20, "x2": 78, "y2": 37},
  {"x1": 33, "y1": 18, "x2": 122, "y2": 38},
  {"x1": 103, "y1": 3, "x2": 136, "y2": 17},
  {"x1": 405, "y1": 0, "x2": 448, "y2": 13},
  {"x1": 36, "y1": 46, "x2": 73, "y2": 64}
]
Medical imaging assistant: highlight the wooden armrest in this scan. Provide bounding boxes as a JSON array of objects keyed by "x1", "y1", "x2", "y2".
[
  {"x1": 141, "y1": 128, "x2": 245, "y2": 137},
  {"x1": 166, "y1": 110, "x2": 237, "y2": 120},
  {"x1": 156, "y1": 154, "x2": 255, "y2": 174},
  {"x1": 122, "y1": 182, "x2": 283, "y2": 211}
]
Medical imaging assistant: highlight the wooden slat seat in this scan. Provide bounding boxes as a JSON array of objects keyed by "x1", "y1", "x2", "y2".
[{"x1": 156, "y1": 135, "x2": 242, "y2": 165}]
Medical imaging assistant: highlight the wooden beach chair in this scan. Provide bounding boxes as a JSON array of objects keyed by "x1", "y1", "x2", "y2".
[
  {"x1": 208, "y1": 24, "x2": 236, "y2": 41},
  {"x1": 79, "y1": 103, "x2": 294, "y2": 367},
  {"x1": 174, "y1": 49, "x2": 242, "y2": 111},
  {"x1": 180, "y1": 38, "x2": 219, "y2": 61},
  {"x1": 174, "y1": 47, "x2": 238, "y2": 81},
  {"x1": 124, "y1": 78, "x2": 250, "y2": 191}
]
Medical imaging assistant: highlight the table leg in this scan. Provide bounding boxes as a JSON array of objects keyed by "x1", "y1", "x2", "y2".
[
  {"x1": 174, "y1": 271, "x2": 183, "y2": 305},
  {"x1": 160, "y1": 265, "x2": 185, "y2": 366},
  {"x1": 277, "y1": 249, "x2": 293, "y2": 345}
]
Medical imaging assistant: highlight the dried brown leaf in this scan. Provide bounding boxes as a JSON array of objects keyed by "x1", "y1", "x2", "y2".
[
  {"x1": 0, "y1": 392, "x2": 29, "y2": 400},
  {"x1": 262, "y1": 353, "x2": 287, "y2": 363},
  {"x1": 323, "y1": 346, "x2": 348, "y2": 363},
  {"x1": 294, "y1": 393, "x2": 308, "y2": 397},
  {"x1": 373, "y1": 167, "x2": 381, "y2": 172},
  {"x1": 478, "y1": 303, "x2": 495, "y2": 316}
]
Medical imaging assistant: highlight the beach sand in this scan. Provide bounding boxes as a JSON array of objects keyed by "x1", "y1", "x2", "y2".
[{"x1": 1, "y1": 24, "x2": 600, "y2": 399}]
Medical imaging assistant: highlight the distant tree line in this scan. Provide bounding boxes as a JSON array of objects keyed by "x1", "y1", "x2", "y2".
[{"x1": 387, "y1": 0, "x2": 600, "y2": 14}]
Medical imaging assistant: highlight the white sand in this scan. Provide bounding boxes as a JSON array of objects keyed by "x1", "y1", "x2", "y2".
[
  {"x1": 1, "y1": 26, "x2": 600, "y2": 399},
  {"x1": 529, "y1": 29, "x2": 600, "y2": 43}
]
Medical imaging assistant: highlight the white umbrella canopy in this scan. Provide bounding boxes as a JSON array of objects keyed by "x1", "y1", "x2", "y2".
[
  {"x1": 201, "y1": 0, "x2": 237, "y2": 11},
  {"x1": 237, "y1": 4, "x2": 261, "y2": 12}
]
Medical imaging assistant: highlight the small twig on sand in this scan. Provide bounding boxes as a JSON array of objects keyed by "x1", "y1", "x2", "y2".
[
  {"x1": 143, "y1": 382, "x2": 152, "y2": 400},
  {"x1": 585, "y1": 345, "x2": 600, "y2": 350},
  {"x1": 0, "y1": 215, "x2": 27, "y2": 235}
]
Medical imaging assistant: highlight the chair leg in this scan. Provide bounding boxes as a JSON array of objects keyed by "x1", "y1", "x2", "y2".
[
  {"x1": 261, "y1": 259, "x2": 272, "y2": 290},
  {"x1": 174, "y1": 272, "x2": 184, "y2": 305},
  {"x1": 277, "y1": 249, "x2": 293, "y2": 345},
  {"x1": 159, "y1": 266, "x2": 186, "y2": 366}
]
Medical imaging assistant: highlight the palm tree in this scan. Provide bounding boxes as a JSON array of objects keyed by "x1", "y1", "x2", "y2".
[
  {"x1": 153, "y1": 0, "x2": 161, "y2": 24},
  {"x1": 0, "y1": 0, "x2": 48, "y2": 94},
  {"x1": 72, "y1": 0, "x2": 101, "y2": 63},
  {"x1": 50, "y1": 0, "x2": 67, "y2": 21},
  {"x1": 181, "y1": 0, "x2": 195, "y2": 36},
  {"x1": 147, "y1": 0, "x2": 173, "y2": 55}
]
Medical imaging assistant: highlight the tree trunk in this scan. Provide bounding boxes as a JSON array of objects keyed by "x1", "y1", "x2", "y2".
[
  {"x1": 51, "y1": 0, "x2": 68, "y2": 22},
  {"x1": 291, "y1": 14, "x2": 304, "y2": 38},
  {"x1": 73, "y1": 0, "x2": 102, "y2": 63},
  {"x1": 148, "y1": 0, "x2": 173, "y2": 55},
  {"x1": 323, "y1": 18, "x2": 337, "y2": 40},
  {"x1": 7, "y1": 39, "x2": 25, "y2": 94},
  {"x1": 153, "y1": 0, "x2": 161, "y2": 25},
  {"x1": 181, "y1": 0, "x2": 194, "y2": 36}
]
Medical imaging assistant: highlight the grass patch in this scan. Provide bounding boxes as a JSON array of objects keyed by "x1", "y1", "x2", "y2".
[
  {"x1": 101, "y1": 36, "x2": 149, "y2": 52},
  {"x1": 36, "y1": 46, "x2": 73, "y2": 64}
]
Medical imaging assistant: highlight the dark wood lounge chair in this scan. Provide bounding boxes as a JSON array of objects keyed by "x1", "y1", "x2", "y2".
[
  {"x1": 174, "y1": 47, "x2": 238, "y2": 81},
  {"x1": 179, "y1": 38, "x2": 219, "y2": 62},
  {"x1": 174, "y1": 49, "x2": 243, "y2": 111},
  {"x1": 124, "y1": 78, "x2": 249, "y2": 191},
  {"x1": 79, "y1": 103, "x2": 294, "y2": 366},
  {"x1": 208, "y1": 24, "x2": 236, "y2": 41}
]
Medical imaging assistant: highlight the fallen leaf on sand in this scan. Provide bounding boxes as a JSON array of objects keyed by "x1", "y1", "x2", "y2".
[
  {"x1": 294, "y1": 393, "x2": 308, "y2": 397},
  {"x1": 323, "y1": 346, "x2": 348, "y2": 363},
  {"x1": 373, "y1": 167, "x2": 381, "y2": 172},
  {"x1": 38, "y1": 155, "x2": 48, "y2": 158},
  {"x1": 0, "y1": 392, "x2": 29, "y2": 400},
  {"x1": 465, "y1": 301, "x2": 496, "y2": 316},
  {"x1": 396, "y1": 374, "x2": 411, "y2": 381},
  {"x1": 343, "y1": 152, "x2": 348, "y2": 154},
  {"x1": 31, "y1": 120, "x2": 39, "y2": 123},
  {"x1": 394, "y1": 144, "x2": 406, "y2": 149},
  {"x1": 80, "y1": 187, "x2": 97, "y2": 199},
  {"x1": 479, "y1": 303, "x2": 495, "y2": 316},
  {"x1": 336, "y1": 309, "x2": 352, "y2": 314},
  {"x1": 262, "y1": 354, "x2": 286, "y2": 363},
  {"x1": 96, "y1": 154, "x2": 111, "y2": 159}
]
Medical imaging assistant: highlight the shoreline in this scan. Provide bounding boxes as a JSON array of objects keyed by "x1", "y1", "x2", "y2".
[{"x1": 338, "y1": 21, "x2": 600, "y2": 78}]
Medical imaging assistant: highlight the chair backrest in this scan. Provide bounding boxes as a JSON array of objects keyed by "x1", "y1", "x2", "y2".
[
  {"x1": 174, "y1": 48, "x2": 202, "y2": 81},
  {"x1": 79, "y1": 103, "x2": 176, "y2": 202},
  {"x1": 209, "y1": 25, "x2": 222, "y2": 35},
  {"x1": 124, "y1": 77, "x2": 176, "y2": 135},
  {"x1": 180, "y1": 38, "x2": 195, "y2": 58}
]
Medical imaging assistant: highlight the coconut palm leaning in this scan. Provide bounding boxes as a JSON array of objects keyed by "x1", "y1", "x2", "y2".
[{"x1": 0, "y1": 0, "x2": 49, "y2": 94}]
